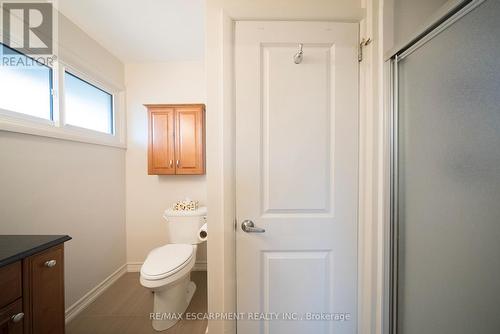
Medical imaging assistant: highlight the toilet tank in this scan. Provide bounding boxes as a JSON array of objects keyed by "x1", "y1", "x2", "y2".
[{"x1": 163, "y1": 207, "x2": 207, "y2": 244}]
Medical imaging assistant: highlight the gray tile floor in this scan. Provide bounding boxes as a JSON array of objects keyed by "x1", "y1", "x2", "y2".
[{"x1": 66, "y1": 271, "x2": 207, "y2": 334}]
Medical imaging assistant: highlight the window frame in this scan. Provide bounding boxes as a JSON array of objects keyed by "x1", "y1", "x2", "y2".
[
  {"x1": 0, "y1": 43, "x2": 55, "y2": 125},
  {"x1": 60, "y1": 63, "x2": 117, "y2": 136},
  {"x1": 0, "y1": 45, "x2": 126, "y2": 148}
]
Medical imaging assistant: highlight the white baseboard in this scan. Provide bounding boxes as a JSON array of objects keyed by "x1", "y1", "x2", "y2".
[
  {"x1": 65, "y1": 260, "x2": 207, "y2": 323},
  {"x1": 127, "y1": 261, "x2": 143, "y2": 272},
  {"x1": 65, "y1": 263, "x2": 127, "y2": 323},
  {"x1": 127, "y1": 261, "x2": 207, "y2": 272},
  {"x1": 193, "y1": 261, "x2": 207, "y2": 271}
]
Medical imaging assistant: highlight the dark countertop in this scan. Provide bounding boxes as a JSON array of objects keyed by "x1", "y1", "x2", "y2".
[{"x1": 0, "y1": 235, "x2": 71, "y2": 268}]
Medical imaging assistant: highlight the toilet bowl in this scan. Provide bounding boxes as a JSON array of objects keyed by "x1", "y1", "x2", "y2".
[{"x1": 140, "y1": 207, "x2": 206, "y2": 331}]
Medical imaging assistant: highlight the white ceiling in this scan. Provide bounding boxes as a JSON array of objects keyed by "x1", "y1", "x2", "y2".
[{"x1": 58, "y1": 0, "x2": 205, "y2": 63}]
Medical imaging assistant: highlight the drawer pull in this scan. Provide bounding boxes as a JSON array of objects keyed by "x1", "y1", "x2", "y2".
[
  {"x1": 11, "y1": 312, "x2": 24, "y2": 323},
  {"x1": 44, "y1": 260, "x2": 57, "y2": 268}
]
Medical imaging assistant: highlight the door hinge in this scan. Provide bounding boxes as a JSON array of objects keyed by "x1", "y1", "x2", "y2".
[{"x1": 358, "y1": 38, "x2": 372, "y2": 62}]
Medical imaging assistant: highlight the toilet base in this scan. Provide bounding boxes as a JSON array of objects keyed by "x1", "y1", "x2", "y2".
[{"x1": 152, "y1": 275, "x2": 197, "y2": 331}]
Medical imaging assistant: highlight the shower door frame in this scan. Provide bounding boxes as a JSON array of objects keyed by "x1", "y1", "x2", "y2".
[{"x1": 386, "y1": 1, "x2": 487, "y2": 333}]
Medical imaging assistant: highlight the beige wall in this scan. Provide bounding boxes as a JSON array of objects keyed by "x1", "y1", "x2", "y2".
[
  {"x1": 58, "y1": 14, "x2": 124, "y2": 89},
  {"x1": 0, "y1": 11, "x2": 126, "y2": 308},
  {"x1": 0, "y1": 132, "x2": 126, "y2": 307},
  {"x1": 211, "y1": 0, "x2": 363, "y2": 19},
  {"x1": 125, "y1": 62, "x2": 207, "y2": 265},
  {"x1": 394, "y1": 0, "x2": 448, "y2": 45},
  {"x1": 384, "y1": 0, "x2": 449, "y2": 52}
]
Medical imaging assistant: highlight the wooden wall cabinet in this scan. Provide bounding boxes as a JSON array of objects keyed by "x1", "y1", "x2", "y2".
[{"x1": 146, "y1": 104, "x2": 205, "y2": 175}]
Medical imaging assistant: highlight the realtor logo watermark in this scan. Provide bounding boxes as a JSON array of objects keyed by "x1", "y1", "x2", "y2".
[
  {"x1": 150, "y1": 312, "x2": 352, "y2": 322},
  {"x1": 2, "y1": 2, "x2": 52, "y2": 54},
  {"x1": 1, "y1": 1, "x2": 56, "y2": 66}
]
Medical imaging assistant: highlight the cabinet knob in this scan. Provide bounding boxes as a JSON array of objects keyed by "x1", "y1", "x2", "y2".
[
  {"x1": 44, "y1": 259, "x2": 57, "y2": 268},
  {"x1": 169, "y1": 160, "x2": 173, "y2": 168},
  {"x1": 176, "y1": 160, "x2": 180, "y2": 168},
  {"x1": 11, "y1": 312, "x2": 24, "y2": 323}
]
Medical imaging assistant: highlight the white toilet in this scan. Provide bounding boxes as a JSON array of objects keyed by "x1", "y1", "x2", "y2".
[{"x1": 140, "y1": 207, "x2": 207, "y2": 331}]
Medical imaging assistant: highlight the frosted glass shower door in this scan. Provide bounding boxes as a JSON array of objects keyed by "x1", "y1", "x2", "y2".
[{"x1": 395, "y1": 1, "x2": 500, "y2": 333}]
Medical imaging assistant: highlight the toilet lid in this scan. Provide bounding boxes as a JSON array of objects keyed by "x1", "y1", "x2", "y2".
[{"x1": 141, "y1": 244, "x2": 194, "y2": 280}]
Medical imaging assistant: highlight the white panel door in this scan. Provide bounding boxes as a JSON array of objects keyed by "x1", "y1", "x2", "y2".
[{"x1": 235, "y1": 21, "x2": 359, "y2": 334}]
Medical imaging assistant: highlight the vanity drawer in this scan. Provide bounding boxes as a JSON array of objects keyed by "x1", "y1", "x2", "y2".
[
  {"x1": 0, "y1": 298, "x2": 24, "y2": 334},
  {"x1": 0, "y1": 261, "x2": 22, "y2": 307}
]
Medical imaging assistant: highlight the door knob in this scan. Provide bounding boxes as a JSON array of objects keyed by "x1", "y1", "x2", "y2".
[
  {"x1": 44, "y1": 260, "x2": 57, "y2": 268},
  {"x1": 241, "y1": 220, "x2": 265, "y2": 233},
  {"x1": 11, "y1": 312, "x2": 24, "y2": 323}
]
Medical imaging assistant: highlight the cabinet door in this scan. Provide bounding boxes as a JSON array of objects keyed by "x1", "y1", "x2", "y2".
[
  {"x1": 148, "y1": 108, "x2": 176, "y2": 175},
  {"x1": 26, "y1": 245, "x2": 64, "y2": 334},
  {"x1": 175, "y1": 106, "x2": 205, "y2": 174}
]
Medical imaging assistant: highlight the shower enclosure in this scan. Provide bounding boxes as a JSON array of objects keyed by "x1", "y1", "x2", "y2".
[{"x1": 389, "y1": 1, "x2": 500, "y2": 333}]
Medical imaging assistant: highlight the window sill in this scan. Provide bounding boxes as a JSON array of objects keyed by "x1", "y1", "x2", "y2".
[{"x1": 0, "y1": 113, "x2": 126, "y2": 149}]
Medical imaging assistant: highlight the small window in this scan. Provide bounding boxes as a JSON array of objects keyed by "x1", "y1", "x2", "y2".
[
  {"x1": 64, "y1": 71, "x2": 114, "y2": 134},
  {"x1": 0, "y1": 43, "x2": 53, "y2": 120}
]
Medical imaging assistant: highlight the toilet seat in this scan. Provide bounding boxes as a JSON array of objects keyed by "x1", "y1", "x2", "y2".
[{"x1": 141, "y1": 244, "x2": 194, "y2": 281}]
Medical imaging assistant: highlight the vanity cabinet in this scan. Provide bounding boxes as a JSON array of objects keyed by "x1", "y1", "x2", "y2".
[
  {"x1": 0, "y1": 263, "x2": 23, "y2": 334},
  {"x1": 0, "y1": 236, "x2": 69, "y2": 334},
  {"x1": 146, "y1": 104, "x2": 205, "y2": 175},
  {"x1": 24, "y1": 245, "x2": 65, "y2": 334}
]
